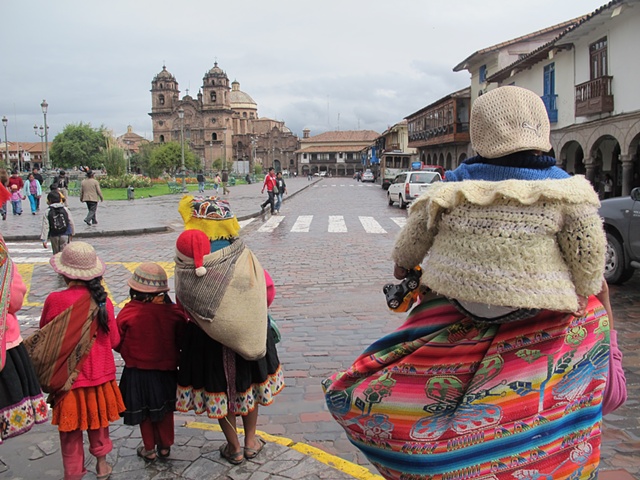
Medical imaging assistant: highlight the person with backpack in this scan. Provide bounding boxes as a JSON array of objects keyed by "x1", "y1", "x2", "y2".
[{"x1": 40, "y1": 190, "x2": 75, "y2": 255}]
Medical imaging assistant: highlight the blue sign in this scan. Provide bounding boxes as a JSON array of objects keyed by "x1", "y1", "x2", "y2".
[{"x1": 411, "y1": 161, "x2": 422, "y2": 170}]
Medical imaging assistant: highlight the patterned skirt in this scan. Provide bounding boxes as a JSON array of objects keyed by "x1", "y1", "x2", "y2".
[
  {"x1": 176, "y1": 322, "x2": 284, "y2": 418},
  {"x1": 0, "y1": 343, "x2": 49, "y2": 443},
  {"x1": 323, "y1": 294, "x2": 609, "y2": 480},
  {"x1": 52, "y1": 380, "x2": 125, "y2": 432}
]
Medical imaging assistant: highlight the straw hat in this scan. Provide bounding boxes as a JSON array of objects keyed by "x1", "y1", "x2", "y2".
[
  {"x1": 470, "y1": 86, "x2": 552, "y2": 159},
  {"x1": 128, "y1": 262, "x2": 170, "y2": 293},
  {"x1": 50, "y1": 241, "x2": 106, "y2": 280}
]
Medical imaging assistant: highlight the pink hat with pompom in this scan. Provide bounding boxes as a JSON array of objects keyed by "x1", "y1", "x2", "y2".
[{"x1": 176, "y1": 230, "x2": 210, "y2": 277}]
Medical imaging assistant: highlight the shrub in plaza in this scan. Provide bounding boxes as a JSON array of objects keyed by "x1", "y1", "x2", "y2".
[{"x1": 99, "y1": 174, "x2": 153, "y2": 189}]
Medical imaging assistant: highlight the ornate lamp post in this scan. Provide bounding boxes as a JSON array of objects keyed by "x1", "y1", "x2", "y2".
[
  {"x1": 41, "y1": 100, "x2": 49, "y2": 169},
  {"x1": 33, "y1": 124, "x2": 47, "y2": 169},
  {"x1": 2, "y1": 116, "x2": 8, "y2": 169},
  {"x1": 178, "y1": 108, "x2": 187, "y2": 192}
]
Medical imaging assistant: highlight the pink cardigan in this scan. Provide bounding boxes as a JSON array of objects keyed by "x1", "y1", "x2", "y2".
[
  {"x1": 40, "y1": 285, "x2": 119, "y2": 389},
  {"x1": 6, "y1": 265, "x2": 26, "y2": 350}
]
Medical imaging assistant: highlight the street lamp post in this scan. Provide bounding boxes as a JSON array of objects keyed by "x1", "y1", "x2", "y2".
[
  {"x1": 1, "y1": 116, "x2": 8, "y2": 170},
  {"x1": 41, "y1": 100, "x2": 49, "y2": 170},
  {"x1": 34, "y1": 124, "x2": 47, "y2": 169},
  {"x1": 178, "y1": 108, "x2": 187, "y2": 193}
]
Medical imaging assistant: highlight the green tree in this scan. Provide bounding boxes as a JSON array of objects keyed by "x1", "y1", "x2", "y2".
[
  {"x1": 150, "y1": 142, "x2": 199, "y2": 176},
  {"x1": 50, "y1": 123, "x2": 107, "y2": 169},
  {"x1": 130, "y1": 142, "x2": 158, "y2": 177},
  {"x1": 99, "y1": 143, "x2": 126, "y2": 177}
]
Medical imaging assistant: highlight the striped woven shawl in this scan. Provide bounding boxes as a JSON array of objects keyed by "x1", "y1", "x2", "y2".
[{"x1": 323, "y1": 294, "x2": 608, "y2": 479}]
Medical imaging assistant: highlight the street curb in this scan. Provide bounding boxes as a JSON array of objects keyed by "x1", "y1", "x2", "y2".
[
  {"x1": 184, "y1": 420, "x2": 383, "y2": 480},
  {"x1": 1, "y1": 226, "x2": 173, "y2": 242},
  {"x1": 237, "y1": 177, "x2": 322, "y2": 221}
]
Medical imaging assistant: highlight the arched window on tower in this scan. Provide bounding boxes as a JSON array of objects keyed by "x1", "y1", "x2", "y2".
[
  {"x1": 211, "y1": 132, "x2": 218, "y2": 141},
  {"x1": 211, "y1": 79, "x2": 215, "y2": 85},
  {"x1": 243, "y1": 112, "x2": 247, "y2": 118},
  {"x1": 159, "y1": 83, "x2": 163, "y2": 89},
  {"x1": 159, "y1": 94, "x2": 165, "y2": 105},
  {"x1": 210, "y1": 91, "x2": 216, "y2": 103},
  {"x1": 159, "y1": 135, "x2": 165, "y2": 143}
]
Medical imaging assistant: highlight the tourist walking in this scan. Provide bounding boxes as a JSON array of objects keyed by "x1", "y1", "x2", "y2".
[
  {"x1": 274, "y1": 171, "x2": 287, "y2": 214},
  {"x1": 324, "y1": 86, "x2": 626, "y2": 479},
  {"x1": 80, "y1": 170, "x2": 104, "y2": 226},
  {"x1": 40, "y1": 190, "x2": 75, "y2": 255},
  {"x1": 23, "y1": 173, "x2": 41, "y2": 215},
  {"x1": 260, "y1": 167, "x2": 276, "y2": 214},
  {"x1": 115, "y1": 263, "x2": 187, "y2": 462},
  {"x1": 33, "y1": 241, "x2": 124, "y2": 480},
  {"x1": 196, "y1": 171, "x2": 205, "y2": 193},
  {"x1": 175, "y1": 196, "x2": 284, "y2": 465},
  {"x1": 32, "y1": 167, "x2": 44, "y2": 211},
  {"x1": 221, "y1": 170, "x2": 230, "y2": 195},
  {"x1": 55, "y1": 170, "x2": 70, "y2": 205}
]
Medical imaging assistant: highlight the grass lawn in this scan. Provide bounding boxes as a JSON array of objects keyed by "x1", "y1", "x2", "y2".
[{"x1": 100, "y1": 183, "x2": 200, "y2": 201}]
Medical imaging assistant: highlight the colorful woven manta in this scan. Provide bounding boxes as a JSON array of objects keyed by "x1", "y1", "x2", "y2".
[{"x1": 323, "y1": 294, "x2": 609, "y2": 480}]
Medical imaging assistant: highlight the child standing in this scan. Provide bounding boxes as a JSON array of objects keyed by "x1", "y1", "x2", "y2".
[
  {"x1": 115, "y1": 263, "x2": 187, "y2": 462},
  {"x1": 41, "y1": 191, "x2": 75, "y2": 255},
  {"x1": 9, "y1": 185, "x2": 24, "y2": 216},
  {"x1": 38, "y1": 242, "x2": 124, "y2": 480}
]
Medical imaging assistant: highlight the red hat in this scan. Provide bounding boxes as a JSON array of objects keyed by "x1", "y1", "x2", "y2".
[{"x1": 176, "y1": 230, "x2": 210, "y2": 277}]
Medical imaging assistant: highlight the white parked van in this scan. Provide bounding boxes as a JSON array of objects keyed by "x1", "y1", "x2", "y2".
[{"x1": 387, "y1": 171, "x2": 442, "y2": 209}]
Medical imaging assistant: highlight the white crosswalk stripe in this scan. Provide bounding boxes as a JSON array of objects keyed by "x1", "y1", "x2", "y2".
[
  {"x1": 238, "y1": 218, "x2": 255, "y2": 229},
  {"x1": 359, "y1": 216, "x2": 387, "y2": 234},
  {"x1": 5, "y1": 242, "x2": 50, "y2": 263},
  {"x1": 328, "y1": 215, "x2": 347, "y2": 233},
  {"x1": 391, "y1": 217, "x2": 407, "y2": 229},
  {"x1": 257, "y1": 215, "x2": 285, "y2": 233},
  {"x1": 290, "y1": 215, "x2": 313, "y2": 233}
]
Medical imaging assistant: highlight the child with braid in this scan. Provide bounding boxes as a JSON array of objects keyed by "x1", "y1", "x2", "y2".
[{"x1": 39, "y1": 241, "x2": 124, "y2": 480}]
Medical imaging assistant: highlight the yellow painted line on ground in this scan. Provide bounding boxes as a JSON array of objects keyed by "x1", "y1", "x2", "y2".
[{"x1": 184, "y1": 421, "x2": 383, "y2": 480}]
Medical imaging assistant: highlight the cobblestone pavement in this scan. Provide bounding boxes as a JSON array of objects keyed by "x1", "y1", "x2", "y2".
[{"x1": 1, "y1": 177, "x2": 638, "y2": 479}]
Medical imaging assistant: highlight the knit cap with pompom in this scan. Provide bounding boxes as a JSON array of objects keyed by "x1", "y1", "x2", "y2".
[{"x1": 176, "y1": 230, "x2": 210, "y2": 277}]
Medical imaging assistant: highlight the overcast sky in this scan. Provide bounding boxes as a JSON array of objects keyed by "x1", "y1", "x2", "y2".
[{"x1": 1, "y1": 0, "x2": 606, "y2": 143}]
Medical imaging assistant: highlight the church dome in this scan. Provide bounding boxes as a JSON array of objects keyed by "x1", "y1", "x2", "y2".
[
  {"x1": 230, "y1": 80, "x2": 256, "y2": 107},
  {"x1": 155, "y1": 65, "x2": 175, "y2": 80},
  {"x1": 208, "y1": 61, "x2": 225, "y2": 76}
]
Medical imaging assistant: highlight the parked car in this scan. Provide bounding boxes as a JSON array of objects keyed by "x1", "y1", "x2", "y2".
[
  {"x1": 421, "y1": 164, "x2": 446, "y2": 179},
  {"x1": 362, "y1": 170, "x2": 375, "y2": 182},
  {"x1": 598, "y1": 187, "x2": 640, "y2": 284},
  {"x1": 387, "y1": 171, "x2": 442, "y2": 209}
]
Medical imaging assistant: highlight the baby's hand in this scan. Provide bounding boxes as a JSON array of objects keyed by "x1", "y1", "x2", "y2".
[{"x1": 573, "y1": 295, "x2": 589, "y2": 317}]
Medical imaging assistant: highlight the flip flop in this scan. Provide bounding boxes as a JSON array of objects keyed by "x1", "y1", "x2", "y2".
[
  {"x1": 137, "y1": 445, "x2": 157, "y2": 463},
  {"x1": 96, "y1": 463, "x2": 113, "y2": 480},
  {"x1": 158, "y1": 447, "x2": 171, "y2": 458},
  {"x1": 244, "y1": 438, "x2": 266, "y2": 459},
  {"x1": 219, "y1": 443, "x2": 245, "y2": 465}
]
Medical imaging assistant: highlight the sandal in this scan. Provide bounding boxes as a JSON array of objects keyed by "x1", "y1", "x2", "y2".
[
  {"x1": 96, "y1": 463, "x2": 113, "y2": 480},
  {"x1": 158, "y1": 447, "x2": 171, "y2": 458},
  {"x1": 244, "y1": 438, "x2": 266, "y2": 459},
  {"x1": 137, "y1": 445, "x2": 157, "y2": 463},
  {"x1": 219, "y1": 443, "x2": 245, "y2": 465}
]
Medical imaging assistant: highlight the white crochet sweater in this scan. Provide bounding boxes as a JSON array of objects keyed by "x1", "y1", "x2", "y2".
[{"x1": 392, "y1": 176, "x2": 606, "y2": 313}]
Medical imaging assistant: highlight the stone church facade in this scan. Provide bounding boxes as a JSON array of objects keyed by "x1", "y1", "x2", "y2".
[{"x1": 149, "y1": 62, "x2": 299, "y2": 174}]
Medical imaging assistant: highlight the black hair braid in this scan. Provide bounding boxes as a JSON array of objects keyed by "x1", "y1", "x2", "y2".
[{"x1": 86, "y1": 277, "x2": 109, "y2": 333}]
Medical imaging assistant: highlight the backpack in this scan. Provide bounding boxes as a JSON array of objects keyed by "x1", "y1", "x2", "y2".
[{"x1": 48, "y1": 206, "x2": 69, "y2": 236}]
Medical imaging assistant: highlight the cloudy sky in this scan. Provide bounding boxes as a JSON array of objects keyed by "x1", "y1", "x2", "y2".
[{"x1": 1, "y1": 0, "x2": 606, "y2": 143}]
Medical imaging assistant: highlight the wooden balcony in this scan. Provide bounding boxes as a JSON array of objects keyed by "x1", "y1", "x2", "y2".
[{"x1": 575, "y1": 76, "x2": 614, "y2": 117}]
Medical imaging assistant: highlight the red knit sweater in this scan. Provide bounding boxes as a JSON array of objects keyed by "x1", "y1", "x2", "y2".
[
  {"x1": 114, "y1": 300, "x2": 187, "y2": 370},
  {"x1": 40, "y1": 285, "x2": 119, "y2": 389}
]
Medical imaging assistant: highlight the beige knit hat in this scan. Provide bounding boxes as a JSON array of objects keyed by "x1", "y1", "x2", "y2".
[{"x1": 470, "y1": 86, "x2": 551, "y2": 159}]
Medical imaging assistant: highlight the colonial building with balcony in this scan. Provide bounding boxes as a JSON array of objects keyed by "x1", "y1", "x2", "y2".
[
  {"x1": 374, "y1": 120, "x2": 417, "y2": 176},
  {"x1": 488, "y1": 0, "x2": 640, "y2": 196},
  {"x1": 406, "y1": 87, "x2": 471, "y2": 170},
  {"x1": 295, "y1": 129, "x2": 379, "y2": 177}
]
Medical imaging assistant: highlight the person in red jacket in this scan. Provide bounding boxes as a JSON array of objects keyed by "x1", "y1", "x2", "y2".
[
  {"x1": 115, "y1": 263, "x2": 187, "y2": 462},
  {"x1": 40, "y1": 241, "x2": 124, "y2": 480},
  {"x1": 260, "y1": 167, "x2": 277, "y2": 214}
]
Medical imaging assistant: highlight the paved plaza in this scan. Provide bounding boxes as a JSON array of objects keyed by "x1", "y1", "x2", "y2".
[{"x1": 0, "y1": 177, "x2": 638, "y2": 479}]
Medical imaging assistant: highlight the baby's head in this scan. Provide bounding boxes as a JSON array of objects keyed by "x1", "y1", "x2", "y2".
[{"x1": 470, "y1": 86, "x2": 551, "y2": 159}]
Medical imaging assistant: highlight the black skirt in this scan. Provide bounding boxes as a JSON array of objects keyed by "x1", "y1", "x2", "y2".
[
  {"x1": 176, "y1": 322, "x2": 284, "y2": 418},
  {"x1": 0, "y1": 343, "x2": 49, "y2": 442},
  {"x1": 119, "y1": 367, "x2": 177, "y2": 425}
]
